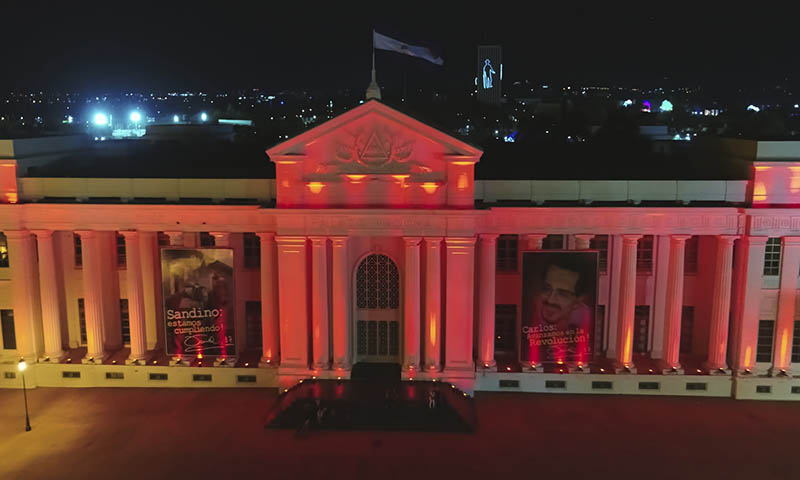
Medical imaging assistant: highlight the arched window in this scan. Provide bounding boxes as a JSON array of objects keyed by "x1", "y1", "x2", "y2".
[{"x1": 356, "y1": 254, "x2": 399, "y2": 309}]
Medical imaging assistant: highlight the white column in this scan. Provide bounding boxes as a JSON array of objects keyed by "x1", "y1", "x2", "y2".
[
  {"x1": 705, "y1": 235, "x2": 737, "y2": 374},
  {"x1": 6, "y1": 231, "x2": 44, "y2": 361},
  {"x1": 477, "y1": 234, "x2": 498, "y2": 369},
  {"x1": 403, "y1": 237, "x2": 421, "y2": 372},
  {"x1": 76, "y1": 231, "x2": 106, "y2": 362},
  {"x1": 138, "y1": 232, "x2": 160, "y2": 351},
  {"x1": 276, "y1": 236, "x2": 309, "y2": 371},
  {"x1": 574, "y1": 234, "x2": 594, "y2": 250},
  {"x1": 257, "y1": 233, "x2": 279, "y2": 366},
  {"x1": 771, "y1": 237, "x2": 800, "y2": 375},
  {"x1": 121, "y1": 231, "x2": 148, "y2": 364},
  {"x1": 331, "y1": 237, "x2": 350, "y2": 370},
  {"x1": 524, "y1": 234, "x2": 546, "y2": 250},
  {"x1": 165, "y1": 231, "x2": 184, "y2": 246},
  {"x1": 33, "y1": 230, "x2": 65, "y2": 361},
  {"x1": 660, "y1": 235, "x2": 690, "y2": 373},
  {"x1": 210, "y1": 232, "x2": 230, "y2": 247},
  {"x1": 731, "y1": 236, "x2": 767, "y2": 374},
  {"x1": 606, "y1": 235, "x2": 624, "y2": 357},
  {"x1": 424, "y1": 237, "x2": 442, "y2": 371},
  {"x1": 98, "y1": 231, "x2": 121, "y2": 351},
  {"x1": 444, "y1": 237, "x2": 476, "y2": 373},
  {"x1": 614, "y1": 234, "x2": 641, "y2": 372},
  {"x1": 309, "y1": 236, "x2": 330, "y2": 370},
  {"x1": 651, "y1": 235, "x2": 671, "y2": 359}
]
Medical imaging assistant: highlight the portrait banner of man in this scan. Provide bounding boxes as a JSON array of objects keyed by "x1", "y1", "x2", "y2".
[
  {"x1": 520, "y1": 251, "x2": 598, "y2": 366},
  {"x1": 161, "y1": 248, "x2": 236, "y2": 357}
]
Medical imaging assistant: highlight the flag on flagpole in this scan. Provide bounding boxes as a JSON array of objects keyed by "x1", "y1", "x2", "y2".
[{"x1": 373, "y1": 31, "x2": 444, "y2": 66}]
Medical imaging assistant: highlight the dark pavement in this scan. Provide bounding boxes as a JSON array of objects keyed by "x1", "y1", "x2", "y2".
[{"x1": 0, "y1": 387, "x2": 796, "y2": 479}]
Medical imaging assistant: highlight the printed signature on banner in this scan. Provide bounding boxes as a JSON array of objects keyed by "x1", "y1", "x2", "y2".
[{"x1": 184, "y1": 334, "x2": 233, "y2": 353}]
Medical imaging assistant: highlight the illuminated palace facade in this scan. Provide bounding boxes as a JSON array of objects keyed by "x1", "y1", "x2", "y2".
[{"x1": 2, "y1": 99, "x2": 800, "y2": 400}]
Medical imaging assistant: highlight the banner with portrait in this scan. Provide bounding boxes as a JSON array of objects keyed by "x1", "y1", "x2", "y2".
[
  {"x1": 161, "y1": 248, "x2": 236, "y2": 357},
  {"x1": 520, "y1": 251, "x2": 598, "y2": 365}
]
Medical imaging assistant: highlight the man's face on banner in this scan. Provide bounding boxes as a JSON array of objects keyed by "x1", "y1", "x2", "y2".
[{"x1": 537, "y1": 265, "x2": 581, "y2": 324}]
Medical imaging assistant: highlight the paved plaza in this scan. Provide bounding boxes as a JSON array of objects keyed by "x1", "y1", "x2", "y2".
[{"x1": 0, "y1": 387, "x2": 797, "y2": 479}]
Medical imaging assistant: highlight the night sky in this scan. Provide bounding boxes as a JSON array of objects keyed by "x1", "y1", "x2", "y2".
[{"x1": 2, "y1": 4, "x2": 797, "y2": 93}]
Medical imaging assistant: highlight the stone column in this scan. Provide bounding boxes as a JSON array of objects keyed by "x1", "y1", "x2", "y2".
[
  {"x1": 524, "y1": 234, "x2": 546, "y2": 250},
  {"x1": 309, "y1": 236, "x2": 330, "y2": 370},
  {"x1": 164, "y1": 231, "x2": 184, "y2": 246},
  {"x1": 705, "y1": 235, "x2": 737, "y2": 374},
  {"x1": 731, "y1": 236, "x2": 767, "y2": 374},
  {"x1": 6, "y1": 231, "x2": 43, "y2": 361},
  {"x1": 477, "y1": 234, "x2": 498, "y2": 369},
  {"x1": 138, "y1": 232, "x2": 160, "y2": 351},
  {"x1": 98, "y1": 231, "x2": 121, "y2": 351},
  {"x1": 210, "y1": 232, "x2": 230, "y2": 247},
  {"x1": 574, "y1": 234, "x2": 594, "y2": 250},
  {"x1": 771, "y1": 237, "x2": 800, "y2": 375},
  {"x1": 76, "y1": 231, "x2": 106, "y2": 362},
  {"x1": 424, "y1": 237, "x2": 443, "y2": 371},
  {"x1": 32, "y1": 230, "x2": 65, "y2": 361},
  {"x1": 614, "y1": 234, "x2": 641, "y2": 372},
  {"x1": 331, "y1": 237, "x2": 350, "y2": 370},
  {"x1": 660, "y1": 235, "x2": 690, "y2": 373},
  {"x1": 445, "y1": 237, "x2": 476, "y2": 373},
  {"x1": 276, "y1": 236, "x2": 309, "y2": 371},
  {"x1": 257, "y1": 233, "x2": 279, "y2": 366},
  {"x1": 650, "y1": 235, "x2": 671, "y2": 360},
  {"x1": 402, "y1": 237, "x2": 421, "y2": 372},
  {"x1": 121, "y1": 231, "x2": 148, "y2": 364}
]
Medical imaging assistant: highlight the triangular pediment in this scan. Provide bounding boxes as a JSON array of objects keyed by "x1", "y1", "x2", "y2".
[{"x1": 266, "y1": 100, "x2": 482, "y2": 168}]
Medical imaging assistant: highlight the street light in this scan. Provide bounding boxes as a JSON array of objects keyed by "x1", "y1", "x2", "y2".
[
  {"x1": 173, "y1": 114, "x2": 180, "y2": 123},
  {"x1": 93, "y1": 113, "x2": 109, "y2": 126},
  {"x1": 200, "y1": 112, "x2": 208, "y2": 122},
  {"x1": 130, "y1": 111, "x2": 142, "y2": 124},
  {"x1": 18, "y1": 358, "x2": 31, "y2": 432}
]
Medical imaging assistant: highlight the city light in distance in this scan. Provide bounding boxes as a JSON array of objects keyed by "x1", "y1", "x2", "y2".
[
  {"x1": 200, "y1": 112, "x2": 208, "y2": 122},
  {"x1": 130, "y1": 111, "x2": 142, "y2": 123},
  {"x1": 747, "y1": 104, "x2": 760, "y2": 112},
  {"x1": 93, "y1": 113, "x2": 109, "y2": 126},
  {"x1": 622, "y1": 99, "x2": 633, "y2": 107},
  {"x1": 659, "y1": 100, "x2": 673, "y2": 112},
  {"x1": 173, "y1": 114, "x2": 180, "y2": 123}
]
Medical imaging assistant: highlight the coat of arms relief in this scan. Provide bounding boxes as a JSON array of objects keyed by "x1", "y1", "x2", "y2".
[{"x1": 315, "y1": 126, "x2": 433, "y2": 175}]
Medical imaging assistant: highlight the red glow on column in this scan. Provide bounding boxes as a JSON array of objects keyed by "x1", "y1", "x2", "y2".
[
  {"x1": 421, "y1": 182, "x2": 439, "y2": 194},
  {"x1": 307, "y1": 182, "x2": 325, "y2": 194}
]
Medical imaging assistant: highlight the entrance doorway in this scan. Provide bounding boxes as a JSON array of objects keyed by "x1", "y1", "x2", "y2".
[{"x1": 354, "y1": 253, "x2": 401, "y2": 364}]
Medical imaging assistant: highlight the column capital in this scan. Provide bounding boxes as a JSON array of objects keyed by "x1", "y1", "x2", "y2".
[
  {"x1": 275, "y1": 235, "x2": 307, "y2": 246},
  {"x1": 423, "y1": 236, "x2": 443, "y2": 243},
  {"x1": 781, "y1": 236, "x2": 800, "y2": 247},
  {"x1": 742, "y1": 235, "x2": 769, "y2": 246},
  {"x1": 255, "y1": 232, "x2": 276, "y2": 241},
  {"x1": 308, "y1": 236, "x2": 328, "y2": 245},
  {"x1": 574, "y1": 234, "x2": 595, "y2": 240},
  {"x1": 30, "y1": 229, "x2": 54, "y2": 238},
  {"x1": 669, "y1": 234, "x2": 692, "y2": 243},
  {"x1": 4, "y1": 229, "x2": 31, "y2": 239},
  {"x1": 331, "y1": 236, "x2": 350, "y2": 246},
  {"x1": 118, "y1": 230, "x2": 140, "y2": 238},
  {"x1": 403, "y1": 236, "x2": 422, "y2": 246},
  {"x1": 445, "y1": 236, "x2": 476, "y2": 246},
  {"x1": 717, "y1": 234, "x2": 739, "y2": 244},
  {"x1": 74, "y1": 230, "x2": 96, "y2": 239},
  {"x1": 621, "y1": 234, "x2": 643, "y2": 245},
  {"x1": 478, "y1": 233, "x2": 499, "y2": 243}
]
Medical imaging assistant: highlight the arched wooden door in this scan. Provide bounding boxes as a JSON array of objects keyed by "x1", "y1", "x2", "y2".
[{"x1": 353, "y1": 253, "x2": 401, "y2": 363}]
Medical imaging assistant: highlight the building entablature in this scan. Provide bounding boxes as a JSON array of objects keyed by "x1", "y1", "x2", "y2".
[{"x1": 0, "y1": 203, "x2": 746, "y2": 237}]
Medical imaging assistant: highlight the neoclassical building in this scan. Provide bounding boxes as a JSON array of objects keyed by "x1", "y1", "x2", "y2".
[{"x1": 1, "y1": 99, "x2": 800, "y2": 400}]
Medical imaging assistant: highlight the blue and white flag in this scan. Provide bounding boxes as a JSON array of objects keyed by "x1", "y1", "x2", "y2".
[{"x1": 373, "y1": 31, "x2": 444, "y2": 66}]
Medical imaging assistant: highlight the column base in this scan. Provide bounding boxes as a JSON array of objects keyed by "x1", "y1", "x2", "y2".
[
  {"x1": 703, "y1": 362, "x2": 731, "y2": 376},
  {"x1": 39, "y1": 353, "x2": 66, "y2": 363},
  {"x1": 311, "y1": 362, "x2": 330, "y2": 372},
  {"x1": 169, "y1": 357, "x2": 191, "y2": 367},
  {"x1": 477, "y1": 360, "x2": 496, "y2": 371},
  {"x1": 81, "y1": 353, "x2": 107, "y2": 364},
  {"x1": 214, "y1": 357, "x2": 237, "y2": 368},
  {"x1": 333, "y1": 361, "x2": 352, "y2": 372},
  {"x1": 522, "y1": 362, "x2": 544, "y2": 373},
  {"x1": 768, "y1": 367, "x2": 792, "y2": 378},
  {"x1": 659, "y1": 361, "x2": 684, "y2": 375},
  {"x1": 568, "y1": 362, "x2": 590, "y2": 374},
  {"x1": 613, "y1": 362, "x2": 637, "y2": 374},
  {"x1": 259, "y1": 357, "x2": 278, "y2": 368},
  {"x1": 125, "y1": 355, "x2": 149, "y2": 366},
  {"x1": 425, "y1": 363, "x2": 441, "y2": 373}
]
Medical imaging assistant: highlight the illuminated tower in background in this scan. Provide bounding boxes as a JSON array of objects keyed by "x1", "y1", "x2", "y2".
[{"x1": 476, "y1": 45, "x2": 502, "y2": 105}]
